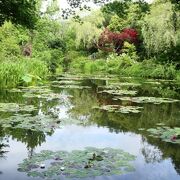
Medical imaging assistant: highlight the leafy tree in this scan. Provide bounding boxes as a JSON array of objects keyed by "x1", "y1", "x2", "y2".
[
  {"x1": 71, "y1": 10, "x2": 105, "y2": 50},
  {"x1": 98, "y1": 28, "x2": 138, "y2": 54},
  {"x1": 105, "y1": 0, "x2": 149, "y2": 32},
  {"x1": 0, "y1": 21, "x2": 29, "y2": 61},
  {"x1": 101, "y1": 0, "x2": 132, "y2": 18},
  {"x1": 0, "y1": 0, "x2": 39, "y2": 28},
  {"x1": 142, "y1": 0, "x2": 180, "y2": 62}
]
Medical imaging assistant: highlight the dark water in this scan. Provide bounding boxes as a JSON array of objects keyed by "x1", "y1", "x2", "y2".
[{"x1": 0, "y1": 75, "x2": 180, "y2": 180}]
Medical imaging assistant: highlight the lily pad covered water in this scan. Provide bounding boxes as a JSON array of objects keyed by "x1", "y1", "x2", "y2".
[
  {"x1": 147, "y1": 127, "x2": 180, "y2": 144},
  {"x1": 0, "y1": 74, "x2": 180, "y2": 180},
  {"x1": 113, "y1": 96, "x2": 179, "y2": 104},
  {"x1": 18, "y1": 147, "x2": 136, "y2": 178},
  {"x1": 93, "y1": 105, "x2": 143, "y2": 113},
  {"x1": 0, "y1": 103, "x2": 37, "y2": 112},
  {"x1": 1, "y1": 114, "x2": 61, "y2": 133}
]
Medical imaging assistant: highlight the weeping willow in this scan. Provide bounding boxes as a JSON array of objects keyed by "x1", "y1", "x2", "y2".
[
  {"x1": 142, "y1": 1, "x2": 180, "y2": 56},
  {"x1": 71, "y1": 10, "x2": 105, "y2": 49}
]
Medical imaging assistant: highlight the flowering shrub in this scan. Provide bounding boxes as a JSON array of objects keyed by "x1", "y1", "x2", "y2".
[{"x1": 98, "y1": 28, "x2": 138, "y2": 54}]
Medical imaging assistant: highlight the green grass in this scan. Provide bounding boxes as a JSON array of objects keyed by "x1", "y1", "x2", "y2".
[{"x1": 0, "y1": 58, "x2": 49, "y2": 88}]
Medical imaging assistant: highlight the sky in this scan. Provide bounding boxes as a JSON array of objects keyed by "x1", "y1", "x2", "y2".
[
  {"x1": 59, "y1": 0, "x2": 154, "y2": 8},
  {"x1": 42, "y1": 0, "x2": 154, "y2": 11}
]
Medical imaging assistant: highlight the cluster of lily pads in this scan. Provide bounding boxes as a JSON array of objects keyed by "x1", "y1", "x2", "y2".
[
  {"x1": 9, "y1": 86, "x2": 73, "y2": 100},
  {"x1": 9, "y1": 86, "x2": 51, "y2": 94},
  {"x1": 0, "y1": 103, "x2": 37, "y2": 112},
  {"x1": 22, "y1": 92, "x2": 67, "y2": 100},
  {"x1": 147, "y1": 126, "x2": 180, "y2": 144},
  {"x1": 52, "y1": 84, "x2": 91, "y2": 89},
  {"x1": 52, "y1": 80, "x2": 81, "y2": 85},
  {"x1": 1, "y1": 114, "x2": 61, "y2": 133},
  {"x1": 93, "y1": 105, "x2": 143, "y2": 114},
  {"x1": 98, "y1": 89, "x2": 137, "y2": 96},
  {"x1": 113, "y1": 96, "x2": 179, "y2": 104},
  {"x1": 18, "y1": 147, "x2": 136, "y2": 179},
  {"x1": 99, "y1": 82, "x2": 141, "y2": 90},
  {"x1": 51, "y1": 77, "x2": 91, "y2": 89},
  {"x1": 0, "y1": 112, "x2": 92, "y2": 132}
]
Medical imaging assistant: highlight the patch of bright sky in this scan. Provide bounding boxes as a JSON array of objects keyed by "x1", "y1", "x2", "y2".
[
  {"x1": 59, "y1": 0, "x2": 154, "y2": 9},
  {"x1": 42, "y1": 0, "x2": 154, "y2": 11}
]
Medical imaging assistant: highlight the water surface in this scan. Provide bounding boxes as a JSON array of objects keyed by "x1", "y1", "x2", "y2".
[{"x1": 0, "y1": 75, "x2": 180, "y2": 180}]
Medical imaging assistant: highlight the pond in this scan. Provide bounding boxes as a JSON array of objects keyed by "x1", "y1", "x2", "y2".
[{"x1": 0, "y1": 74, "x2": 180, "y2": 180}]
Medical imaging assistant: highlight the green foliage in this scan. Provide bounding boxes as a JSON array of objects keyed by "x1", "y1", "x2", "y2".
[
  {"x1": 33, "y1": 18, "x2": 65, "y2": 52},
  {"x1": 108, "y1": 15, "x2": 127, "y2": 32},
  {"x1": 0, "y1": 0, "x2": 38, "y2": 28},
  {"x1": 0, "y1": 59, "x2": 49, "y2": 88},
  {"x1": 106, "y1": 1, "x2": 149, "y2": 31},
  {"x1": 71, "y1": 10, "x2": 104, "y2": 49},
  {"x1": 120, "y1": 60, "x2": 178, "y2": 79},
  {"x1": 141, "y1": 0, "x2": 180, "y2": 61},
  {"x1": 31, "y1": 18, "x2": 66, "y2": 73},
  {"x1": 0, "y1": 21, "x2": 29, "y2": 61}
]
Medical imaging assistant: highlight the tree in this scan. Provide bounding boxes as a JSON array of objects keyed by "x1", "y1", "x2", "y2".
[
  {"x1": 98, "y1": 28, "x2": 138, "y2": 54},
  {"x1": 104, "y1": 0, "x2": 149, "y2": 32},
  {"x1": 70, "y1": 10, "x2": 105, "y2": 50},
  {"x1": 0, "y1": 0, "x2": 38, "y2": 28},
  {"x1": 141, "y1": 0, "x2": 180, "y2": 62}
]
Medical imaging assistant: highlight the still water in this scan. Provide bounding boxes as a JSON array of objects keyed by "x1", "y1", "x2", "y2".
[{"x1": 0, "y1": 75, "x2": 180, "y2": 180}]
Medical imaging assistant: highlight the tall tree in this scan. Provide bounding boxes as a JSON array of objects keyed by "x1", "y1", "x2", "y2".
[
  {"x1": 0, "y1": 0, "x2": 38, "y2": 28},
  {"x1": 142, "y1": 0, "x2": 180, "y2": 62}
]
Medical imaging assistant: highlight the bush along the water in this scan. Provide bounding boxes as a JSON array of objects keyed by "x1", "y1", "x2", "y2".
[{"x1": 0, "y1": 58, "x2": 49, "y2": 88}]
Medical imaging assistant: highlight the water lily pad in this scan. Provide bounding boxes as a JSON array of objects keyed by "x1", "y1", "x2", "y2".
[
  {"x1": 22, "y1": 92, "x2": 66, "y2": 100},
  {"x1": 0, "y1": 114, "x2": 61, "y2": 133},
  {"x1": 0, "y1": 103, "x2": 37, "y2": 112},
  {"x1": 93, "y1": 105, "x2": 143, "y2": 113},
  {"x1": 109, "y1": 82, "x2": 141, "y2": 87},
  {"x1": 52, "y1": 85, "x2": 91, "y2": 89},
  {"x1": 147, "y1": 127, "x2": 180, "y2": 144},
  {"x1": 113, "y1": 97, "x2": 179, "y2": 104},
  {"x1": 98, "y1": 90, "x2": 137, "y2": 96},
  {"x1": 9, "y1": 86, "x2": 52, "y2": 94},
  {"x1": 52, "y1": 80, "x2": 82, "y2": 85},
  {"x1": 18, "y1": 147, "x2": 136, "y2": 178}
]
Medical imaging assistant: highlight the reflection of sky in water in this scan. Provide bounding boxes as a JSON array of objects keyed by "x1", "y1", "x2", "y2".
[{"x1": 0, "y1": 125, "x2": 179, "y2": 180}]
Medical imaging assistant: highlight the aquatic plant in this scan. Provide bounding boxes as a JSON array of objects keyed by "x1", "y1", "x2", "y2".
[
  {"x1": 52, "y1": 85, "x2": 91, "y2": 89},
  {"x1": 113, "y1": 96, "x2": 179, "y2": 104},
  {"x1": 93, "y1": 105, "x2": 142, "y2": 113},
  {"x1": 52, "y1": 80, "x2": 82, "y2": 85},
  {"x1": 0, "y1": 103, "x2": 37, "y2": 112},
  {"x1": 0, "y1": 114, "x2": 61, "y2": 133},
  {"x1": 18, "y1": 147, "x2": 136, "y2": 178},
  {"x1": 98, "y1": 89, "x2": 137, "y2": 96},
  {"x1": 147, "y1": 127, "x2": 180, "y2": 144}
]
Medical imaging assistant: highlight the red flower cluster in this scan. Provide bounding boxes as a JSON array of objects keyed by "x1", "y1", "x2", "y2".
[{"x1": 98, "y1": 28, "x2": 138, "y2": 53}]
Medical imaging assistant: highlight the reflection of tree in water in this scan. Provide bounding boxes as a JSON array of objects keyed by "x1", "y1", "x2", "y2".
[
  {"x1": 141, "y1": 136, "x2": 162, "y2": 163},
  {"x1": 146, "y1": 137, "x2": 180, "y2": 175},
  {"x1": 0, "y1": 139, "x2": 9, "y2": 159},
  {"x1": 2, "y1": 128, "x2": 49, "y2": 158},
  {"x1": 67, "y1": 89, "x2": 98, "y2": 122},
  {"x1": 0, "y1": 128, "x2": 9, "y2": 159}
]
